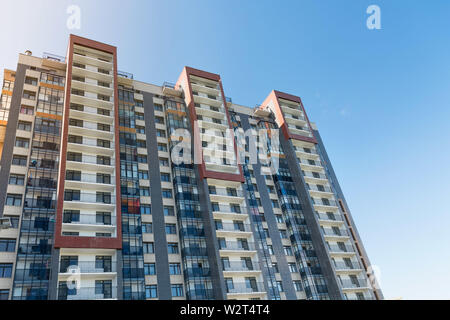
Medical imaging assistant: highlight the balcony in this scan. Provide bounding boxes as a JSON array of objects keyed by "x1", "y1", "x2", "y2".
[
  {"x1": 215, "y1": 222, "x2": 252, "y2": 237},
  {"x1": 307, "y1": 184, "x2": 334, "y2": 197},
  {"x1": 280, "y1": 104, "x2": 304, "y2": 117},
  {"x1": 162, "y1": 81, "x2": 183, "y2": 97},
  {"x1": 328, "y1": 244, "x2": 355, "y2": 256},
  {"x1": 69, "y1": 107, "x2": 114, "y2": 124},
  {"x1": 57, "y1": 286, "x2": 117, "y2": 300},
  {"x1": 222, "y1": 261, "x2": 261, "y2": 274},
  {"x1": 63, "y1": 192, "x2": 115, "y2": 210},
  {"x1": 65, "y1": 172, "x2": 115, "y2": 192},
  {"x1": 334, "y1": 261, "x2": 363, "y2": 272},
  {"x1": 226, "y1": 282, "x2": 265, "y2": 295},
  {"x1": 321, "y1": 228, "x2": 350, "y2": 240},
  {"x1": 340, "y1": 278, "x2": 370, "y2": 290},
  {"x1": 209, "y1": 189, "x2": 244, "y2": 203},
  {"x1": 59, "y1": 261, "x2": 117, "y2": 274},
  {"x1": 66, "y1": 155, "x2": 115, "y2": 174},
  {"x1": 219, "y1": 241, "x2": 257, "y2": 254},
  {"x1": 299, "y1": 159, "x2": 323, "y2": 171},
  {"x1": 316, "y1": 212, "x2": 345, "y2": 225},
  {"x1": 312, "y1": 198, "x2": 339, "y2": 210},
  {"x1": 62, "y1": 214, "x2": 116, "y2": 233},
  {"x1": 73, "y1": 52, "x2": 112, "y2": 70},
  {"x1": 191, "y1": 82, "x2": 220, "y2": 97},
  {"x1": 212, "y1": 205, "x2": 247, "y2": 220},
  {"x1": 71, "y1": 79, "x2": 113, "y2": 97},
  {"x1": 68, "y1": 124, "x2": 114, "y2": 141},
  {"x1": 195, "y1": 105, "x2": 225, "y2": 119},
  {"x1": 72, "y1": 65, "x2": 112, "y2": 85},
  {"x1": 303, "y1": 171, "x2": 328, "y2": 183},
  {"x1": 70, "y1": 91, "x2": 113, "y2": 110},
  {"x1": 67, "y1": 140, "x2": 114, "y2": 157}
]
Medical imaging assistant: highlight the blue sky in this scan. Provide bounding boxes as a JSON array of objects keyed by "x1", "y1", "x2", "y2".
[{"x1": 2, "y1": 0, "x2": 450, "y2": 299}]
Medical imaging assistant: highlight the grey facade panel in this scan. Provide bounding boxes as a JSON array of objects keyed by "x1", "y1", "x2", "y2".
[
  {"x1": 143, "y1": 92, "x2": 172, "y2": 300},
  {"x1": 239, "y1": 114, "x2": 297, "y2": 300},
  {"x1": 0, "y1": 64, "x2": 27, "y2": 217},
  {"x1": 279, "y1": 135, "x2": 343, "y2": 299}
]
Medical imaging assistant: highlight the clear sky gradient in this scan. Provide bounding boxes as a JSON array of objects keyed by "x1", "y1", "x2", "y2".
[{"x1": 1, "y1": 0, "x2": 449, "y2": 299}]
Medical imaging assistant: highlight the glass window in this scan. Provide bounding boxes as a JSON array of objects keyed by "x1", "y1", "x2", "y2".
[{"x1": 145, "y1": 285, "x2": 157, "y2": 299}]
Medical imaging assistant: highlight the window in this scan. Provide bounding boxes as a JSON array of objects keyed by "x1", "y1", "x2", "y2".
[
  {"x1": 156, "y1": 129, "x2": 166, "y2": 137},
  {"x1": 6, "y1": 194, "x2": 22, "y2": 206},
  {"x1": 95, "y1": 280, "x2": 112, "y2": 299},
  {"x1": 280, "y1": 230, "x2": 288, "y2": 239},
  {"x1": 136, "y1": 140, "x2": 146, "y2": 148},
  {"x1": 23, "y1": 90, "x2": 36, "y2": 100},
  {"x1": 165, "y1": 224, "x2": 176, "y2": 234},
  {"x1": 159, "y1": 157, "x2": 169, "y2": 166},
  {"x1": 143, "y1": 242, "x2": 154, "y2": 254},
  {"x1": 0, "y1": 289, "x2": 8, "y2": 300},
  {"x1": 267, "y1": 245, "x2": 274, "y2": 255},
  {"x1": 97, "y1": 139, "x2": 111, "y2": 148},
  {"x1": 9, "y1": 174, "x2": 25, "y2": 185},
  {"x1": 145, "y1": 285, "x2": 157, "y2": 299},
  {"x1": 17, "y1": 121, "x2": 32, "y2": 131},
  {"x1": 25, "y1": 76, "x2": 38, "y2": 86},
  {"x1": 276, "y1": 281, "x2": 284, "y2": 292},
  {"x1": 171, "y1": 284, "x2": 183, "y2": 297},
  {"x1": 63, "y1": 210, "x2": 80, "y2": 223},
  {"x1": 137, "y1": 155, "x2": 147, "y2": 163},
  {"x1": 272, "y1": 263, "x2": 279, "y2": 273},
  {"x1": 271, "y1": 200, "x2": 280, "y2": 208},
  {"x1": 154, "y1": 104, "x2": 163, "y2": 111},
  {"x1": 68, "y1": 135, "x2": 82, "y2": 144},
  {"x1": 230, "y1": 204, "x2": 241, "y2": 213},
  {"x1": 155, "y1": 116, "x2": 164, "y2": 124},
  {"x1": 162, "y1": 189, "x2": 172, "y2": 198},
  {"x1": 294, "y1": 281, "x2": 303, "y2": 292},
  {"x1": 136, "y1": 126, "x2": 145, "y2": 134},
  {"x1": 167, "y1": 243, "x2": 179, "y2": 254},
  {"x1": 160, "y1": 173, "x2": 170, "y2": 182},
  {"x1": 169, "y1": 263, "x2": 181, "y2": 275},
  {"x1": 144, "y1": 263, "x2": 156, "y2": 275},
  {"x1": 141, "y1": 205, "x2": 151, "y2": 215},
  {"x1": 0, "y1": 239, "x2": 16, "y2": 252},
  {"x1": 15, "y1": 137, "x2": 29, "y2": 148},
  {"x1": 225, "y1": 278, "x2": 234, "y2": 292},
  {"x1": 140, "y1": 187, "x2": 150, "y2": 197},
  {"x1": 142, "y1": 223, "x2": 153, "y2": 233},
  {"x1": 96, "y1": 233, "x2": 111, "y2": 238},
  {"x1": 0, "y1": 264, "x2": 13, "y2": 278},
  {"x1": 97, "y1": 123, "x2": 111, "y2": 132},
  {"x1": 163, "y1": 206, "x2": 174, "y2": 216},
  {"x1": 288, "y1": 263, "x2": 298, "y2": 273},
  {"x1": 20, "y1": 105, "x2": 34, "y2": 115},
  {"x1": 96, "y1": 212, "x2": 111, "y2": 225},
  {"x1": 64, "y1": 190, "x2": 80, "y2": 201},
  {"x1": 157, "y1": 143, "x2": 167, "y2": 152},
  {"x1": 275, "y1": 215, "x2": 284, "y2": 223},
  {"x1": 138, "y1": 170, "x2": 149, "y2": 179},
  {"x1": 283, "y1": 246, "x2": 293, "y2": 256}
]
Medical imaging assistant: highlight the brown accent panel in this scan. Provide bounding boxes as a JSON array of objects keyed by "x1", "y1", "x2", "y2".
[
  {"x1": 54, "y1": 34, "x2": 122, "y2": 249},
  {"x1": 1, "y1": 90, "x2": 12, "y2": 96},
  {"x1": 260, "y1": 90, "x2": 318, "y2": 144},
  {"x1": 35, "y1": 112, "x2": 62, "y2": 120},
  {"x1": 119, "y1": 126, "x2": 136, "y2": 133},
  {"x1": 39, "y1": 82, "x2": 65, "y2": 91},
  {"x1": 175, "y1": 66, "x2": 245, "y2": 183}
]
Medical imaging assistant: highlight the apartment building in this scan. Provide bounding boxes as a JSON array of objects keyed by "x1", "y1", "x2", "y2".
[{"x1": 0, "y1": 35, "x2": 382, "y2": 300}]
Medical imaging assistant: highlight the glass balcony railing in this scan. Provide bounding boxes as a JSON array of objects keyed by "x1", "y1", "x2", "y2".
[
  {"x1": 226, "y1": 282, "x2": 264, "y2": 294},
  {"x1": 219, "y1": 241, "x2": 256, "y2": 251},
  {"x1": 57, "y1": 286, "x2": 117, "y2": 300},
  {"x1": 222, "y1": 261, "x2": 260, "y2": 272},
  {"x1": 215, "y1": 222, "x2": 252, "y2": 233},
  {"x1": 59, "y1": 261, "x2": 117, "y2": 273}
]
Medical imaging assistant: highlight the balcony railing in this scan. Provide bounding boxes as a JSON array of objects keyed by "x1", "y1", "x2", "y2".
[
  {"x1": 307, "y1": 184, "x2": 332, "y2": 193},
  {"x1": 162, "y1": 81, "x2": 176, "y2": 89},
  {"x1": 63, "y1": 214, "x2": 115, "y2": 226},
  {"x1": 322, "y1": 228, "x2": 349, "y2": 237},
  {"x1": 211, "y1": 204, "x2": 246, "y2": 215},
  {"x1": 222, "y1": 261, "x2": 260, "y2": 272},
  {"x1": 312, "y1": 198, "x2": 338, "y2": 207},
  {"x1": 334, "y1": 261, "x2": 361, "y2": 270},
  {"x1": 43, "y1": 52, "x2": 66, "y2": 63},
  {"x1": 65, "y1": 173, "x2": 114, "y2": 185},
  {"x1": 328, "y1": 244, "x2": 354, "y2": 253},
  {"x1": 64, "y1": 192, "x2": 115, "y2": 204},
  {"x1": 209, "y1": 189, "x2": 244, "y2": 198},
  {"x1": 57, "y1": 286, "x2": 117, "y2": 300},
  {"x1": 340, "y1": 278, "x2": 369, "y2": 289},
  {"x1": 219, "y1": 241, "x2": 256, "y2": 251},
  {"x1": 226, "y1": 282, "x2": 264, "y2": 294},
  {"x1": 117, "y1": 70, "x2": 133, "y2": 79},
  {"x1": 317, "y1": 212, "x2": 343, "y2": 221},
  {"x1": 59, "y1": 261, "x2": 117, "y2": 273},
  {"x1": 215, "y1": 222, "x2": 252, "y2": 233},
  {"x1": 303, "y1": 171, "x2": 327, "y2": 180}
]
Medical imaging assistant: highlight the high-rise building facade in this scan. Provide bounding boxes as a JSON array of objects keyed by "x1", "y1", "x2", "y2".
[{"x1": 0, "y1": 35, "x2": 382, "y2": 301}]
